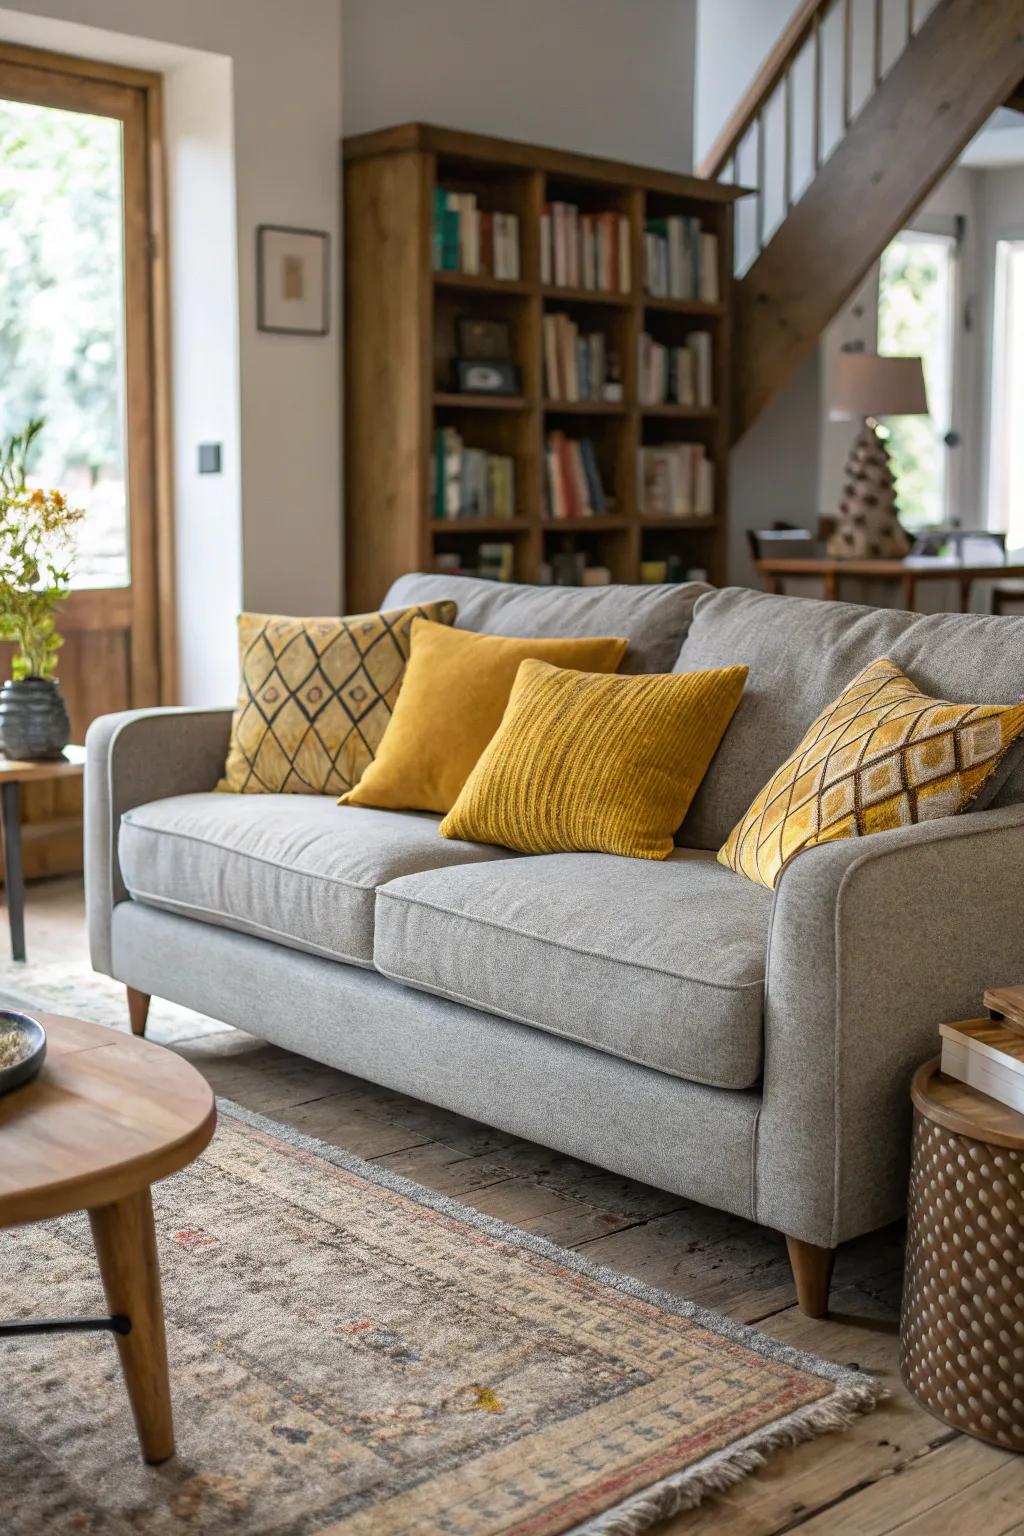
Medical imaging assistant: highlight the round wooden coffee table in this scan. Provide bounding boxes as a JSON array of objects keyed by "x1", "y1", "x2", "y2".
[{"x1": 0, "y1": 1013, "x2": 216, "y2": 1463}]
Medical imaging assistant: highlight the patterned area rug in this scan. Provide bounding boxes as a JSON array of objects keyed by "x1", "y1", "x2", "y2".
[
  {"x1": 0, "y1": 1098, "x2": 880, "y2": 1536},
  {"x1": 0, "y1": 954, "x2": 220, "y2": 1045}
]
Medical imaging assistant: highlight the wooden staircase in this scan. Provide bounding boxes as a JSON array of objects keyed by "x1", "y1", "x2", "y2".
[{"x1": 700, "y1": 0, "x2": 1024, "y2": 441}]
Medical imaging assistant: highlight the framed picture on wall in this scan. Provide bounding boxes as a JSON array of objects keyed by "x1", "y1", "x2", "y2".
[{"x1": 256, "y1": 224, "x2": 330, "y2": 335}]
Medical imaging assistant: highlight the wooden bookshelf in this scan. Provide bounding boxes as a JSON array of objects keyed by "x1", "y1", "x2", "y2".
[{"x1": 343, "y1": 122, "x2": 744, "y2": 610}]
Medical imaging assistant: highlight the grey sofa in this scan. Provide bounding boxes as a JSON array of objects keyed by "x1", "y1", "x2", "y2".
[{"x1": 85, "y1": 575, "x2": 1024, "y2": 1315}]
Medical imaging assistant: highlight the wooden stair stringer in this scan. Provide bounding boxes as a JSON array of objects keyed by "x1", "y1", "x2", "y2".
[{"x1": 733, "y1": 0, "x2": 1024, "y2": 442}]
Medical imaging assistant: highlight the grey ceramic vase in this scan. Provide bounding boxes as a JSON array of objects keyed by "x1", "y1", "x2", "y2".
[{"x1": 0, "y1": 677, "x2": 70, "y2": 761}]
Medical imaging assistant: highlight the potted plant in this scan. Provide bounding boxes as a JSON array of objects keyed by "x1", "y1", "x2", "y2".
[{"x1": 0, "y1": 420, "x2": 84, "y2": 760}]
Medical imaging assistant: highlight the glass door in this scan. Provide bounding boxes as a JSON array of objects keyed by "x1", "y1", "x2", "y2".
[
  {"x1": 0, "y1": 50, "x2": 168, "y2": 728},
  {"x1": 0, "y1": 97, "x2": 130, "y2": 586},
  {"x1": 989, "y1": 238, "x2": 1024, "y2": 547},
  {"x1": 876, "y1": 230, "x2": 959, "y2": 529}
]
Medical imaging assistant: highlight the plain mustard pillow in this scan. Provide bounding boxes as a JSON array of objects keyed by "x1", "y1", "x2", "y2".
[
  {"x1": 439, "y1": 658, "x2": 749, "y2": 859},
  {"x1": 718, "y1": 656, "x2": 1024, "y2": 889},
  {"x1": 338, "y1": 619, "x2": 629, "y2": 815}
]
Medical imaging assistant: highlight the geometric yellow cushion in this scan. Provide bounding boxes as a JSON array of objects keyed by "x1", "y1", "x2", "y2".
[
  {"x1": 718, "y1": 657, "x2": 1024, "y2": 889},
  {"x1": 338, "y1": 621, "x2": 629, "y2": 816},
  {"x1": 439, "y1": 658, "x2": 749, "y2": 859},
  {"x1": 217, "y1": 602, "x2": 457, "y2": 795}
]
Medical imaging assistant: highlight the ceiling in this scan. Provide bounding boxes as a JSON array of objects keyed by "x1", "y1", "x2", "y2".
[{"x1": 960, "y1": 106, "x2": 1024, "y2": 168}]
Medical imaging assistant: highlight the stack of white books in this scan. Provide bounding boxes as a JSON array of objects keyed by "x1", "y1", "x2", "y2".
[{"x1": 940, "y1": 1017, "x2": 1024, "y2": 1113}]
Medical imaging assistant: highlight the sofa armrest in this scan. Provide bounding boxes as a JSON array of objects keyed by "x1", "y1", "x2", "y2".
[
  {"x1": 85, "y1": 707, "x2": 233, "y2": 975},
  {"x1": 757, "y1": 803, "x2": 1024, "y2": 1248}
]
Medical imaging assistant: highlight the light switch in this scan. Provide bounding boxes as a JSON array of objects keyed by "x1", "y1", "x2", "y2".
[{"x1": 198, "y1": 442, "x2": 222, "y2": 474}]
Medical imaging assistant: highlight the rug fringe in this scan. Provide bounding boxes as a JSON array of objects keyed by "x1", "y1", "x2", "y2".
[{"x1": 571, "y1": 1379, "x2": 885, "y2": 1535}]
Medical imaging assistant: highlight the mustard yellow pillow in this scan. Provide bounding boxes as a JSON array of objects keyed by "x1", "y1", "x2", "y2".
[
  {"x1": 339, "y1": 620, "x2": 629, "y2": 815},
  {"x1": 218, "y1": 602, "x2": 456, "y2": 794},
  {"x1": 719, "y1": 657, "x2": 1024, "y2": 889},
  {"x1": 439, "y1": 658, "x2": 749, "y2": 859}
]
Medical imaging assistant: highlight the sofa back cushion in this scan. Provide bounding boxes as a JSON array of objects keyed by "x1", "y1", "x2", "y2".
[
  {"x1": 674, "y1": 586, "x2": 1024, "y2": 850},
  {"x1": 382, "y1": 573, "x2": 711, "y2": 674}
]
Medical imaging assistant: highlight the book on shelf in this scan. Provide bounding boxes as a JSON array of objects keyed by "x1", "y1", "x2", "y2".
[
  {"x1": 638, "y1": 331, "x2": 713, "y2": 407},
  {"x1": 545, "y1": 431, "x2": 608, "y2": 519},
  {"x1": 543, "y1": 314, "x2": 620, "y2": 403},
  {"x1": 639, "y1": 443, "x2": 714, "y2": 518},
  {"x1": 478, "y1": 542, "x2": 516, "y2": 582},
  {"x1": 435, "y1": 543, "x2": 515, "y2": 582},
  {"x1": 644, "y1": 216, "x2": 718, "y2": 302},
  {"x1": 431, "y1": 428, "x2": 517, "y2": 520},
  {"x1": 540, "y1": 202, "x2": 631, "y2": 293},
  {"x1": 432, "y1": 188, "x2": 520, "y2": 280},
  {"x1": 537, "y1": 558, "x2": 613, "y2": 587},
  {"x1": 939, "y1": 1019, "x2": 1024, "y2": 1115}
]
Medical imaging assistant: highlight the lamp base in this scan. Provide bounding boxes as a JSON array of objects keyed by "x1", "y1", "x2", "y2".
[{"x1": 827, "y1": 422, "x2": 911, "y2": 560}]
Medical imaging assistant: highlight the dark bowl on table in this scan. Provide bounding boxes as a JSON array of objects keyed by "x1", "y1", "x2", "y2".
[{"x1": 0, "y1": 1012, "x2": 46, "y2": 1096}]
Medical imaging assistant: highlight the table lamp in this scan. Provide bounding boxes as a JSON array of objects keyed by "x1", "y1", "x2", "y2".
[{"x1": 827, "y1": 351, "x2": 929, "y2": 559}]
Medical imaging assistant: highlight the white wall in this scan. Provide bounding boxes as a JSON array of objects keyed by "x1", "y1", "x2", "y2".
[
  {"x1": 342, "y1": 0, "x2": 696, "y2": 172},
  {"x1": 695, "y1": 0, "x2": 824, "y2": 583},
  {"x1": 0, "y1": 0, "x2": 343, "y2": 703},
  {"x1": 694, "y1": 0, "x2": 792, "y2": 166}
]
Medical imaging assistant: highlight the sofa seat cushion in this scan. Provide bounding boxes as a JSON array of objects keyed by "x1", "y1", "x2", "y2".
[
  {"x1": 118, "y1": 794, "x2": 514, "y2": 967},
  {"x1": 374, "y1": 850, "x2": 772, "y2": 1088}
]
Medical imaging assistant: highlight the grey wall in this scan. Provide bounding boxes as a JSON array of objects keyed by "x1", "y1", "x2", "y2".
[
  {"x1": 343, "y1": 0, "x2": 697, "y2": 172},
  {"x1": 728, "y1": 356, "x2": 822, "y2": 590}
]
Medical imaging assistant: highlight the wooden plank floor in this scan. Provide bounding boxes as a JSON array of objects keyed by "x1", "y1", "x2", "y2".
[{"x1": 7, "y1": 876, "x2": 1023, "y2": 1531}]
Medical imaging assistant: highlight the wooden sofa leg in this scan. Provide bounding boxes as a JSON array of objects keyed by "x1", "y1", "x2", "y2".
[
  {"x1": 127, "y1": 987, "x2": 151, "y2": 1038},
  {"x1": 786, "y1": 1236, "x2": 836, "y2": 1318}
]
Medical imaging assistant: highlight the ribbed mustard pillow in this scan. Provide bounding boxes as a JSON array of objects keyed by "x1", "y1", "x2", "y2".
[
  {"x1": 218, "y1": 602, "x2": 456, "y2": 795},
  {"x1": 719, "y1": 657, "x2": 1024, "y2": 889},
  {"x1": 439, "y1": 659, "x2": 748, "y2": 859},
  {"x1": 338, "y1": 620, "x2": 629, "y2": 815}
]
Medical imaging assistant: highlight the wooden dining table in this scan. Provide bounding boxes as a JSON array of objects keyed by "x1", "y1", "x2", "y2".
[{"x1": 754, "y1": 554, "x2": 1024, "y2": 613}]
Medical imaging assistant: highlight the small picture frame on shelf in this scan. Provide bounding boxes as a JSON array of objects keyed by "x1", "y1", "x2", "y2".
[
  {"x1": 456, "y1": 317, "x2": 512, "y2": 360},
  {"x1": 454, "y1": 359, "x2": 521, "y2": 395},
  {"x1": 257, "y1": 225, "x2": 330, "y2": 335}
]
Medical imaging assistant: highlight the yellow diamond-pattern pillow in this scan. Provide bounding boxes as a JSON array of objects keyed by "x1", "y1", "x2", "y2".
[
  {"x1": 218, "y1": 602, "x2": 457, "y2": 795},
  {"x1": 440, "y1": 659, "x2": 749, "y2": 859},
  {"x1": 718, "y1": 657, "x2": 1024, "y2": 889}
]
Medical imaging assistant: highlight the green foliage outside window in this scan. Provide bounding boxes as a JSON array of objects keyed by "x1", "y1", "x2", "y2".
[
  {"x1": 877, "y1": 238, "x2": 952, "y2": 529},
  {"x1": 0, "y1": 100, "x2": 127, "y2": 585}
]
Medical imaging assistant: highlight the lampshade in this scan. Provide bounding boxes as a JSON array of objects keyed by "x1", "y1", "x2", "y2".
[{"x1": 829, "y1": 352, "x2": 929, "y2": 420}]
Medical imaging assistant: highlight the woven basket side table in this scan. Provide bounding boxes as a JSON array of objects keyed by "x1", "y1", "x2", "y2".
[{"x1": 899, "y1": 1056, "x2": 1024, "y2": 1453}]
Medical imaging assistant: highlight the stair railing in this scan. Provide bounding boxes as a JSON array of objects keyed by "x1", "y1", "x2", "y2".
[{"x1": 699, "y1": 0, "x2": 927, "y2": 267}]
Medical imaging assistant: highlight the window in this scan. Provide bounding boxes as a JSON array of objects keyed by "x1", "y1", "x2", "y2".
[
  {"x1": 0, "y1": 97, "x2": 130, "y2": 586},
  {"x1": 877, "y1": 231, "x2": 957, "y2": 528},
  {"x1": 989, "y1": 239, "x2": 1024, "y2": 548}
]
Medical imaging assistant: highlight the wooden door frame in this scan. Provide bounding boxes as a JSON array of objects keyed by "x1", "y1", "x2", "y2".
[{"x1": 0, "y1": 40, "x2": 177, "y2": 705}]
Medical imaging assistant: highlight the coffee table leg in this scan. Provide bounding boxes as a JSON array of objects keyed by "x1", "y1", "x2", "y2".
[
  {"x1": 88, "y1": 1188, "x2": 175, "y2": 1464},
  {"x1": 1, "y1": 781, "x2": 26, "y2": 962}
]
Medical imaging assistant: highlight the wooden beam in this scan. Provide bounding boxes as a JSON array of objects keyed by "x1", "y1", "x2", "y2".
[
  {"x1": 1006, "y1": 77, "x2": 1024, "y2": 113},
  {"x1": 733, "y1": 0, "x2": 1024, "y2": 440}
]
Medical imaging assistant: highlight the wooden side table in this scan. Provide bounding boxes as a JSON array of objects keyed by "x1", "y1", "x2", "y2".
[
  {"x1": 0, "y1": 746, "x2": 84, "y2": 962},
  {"x1": 0, "y1": 1013, "x2": 216, "y2": 1463},
  {"x1": 899, "y1": 1056, "x2": 1024, "y2": 1452}
]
